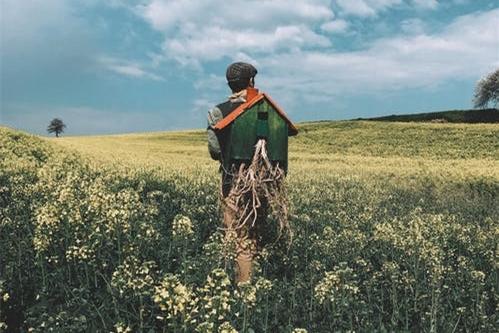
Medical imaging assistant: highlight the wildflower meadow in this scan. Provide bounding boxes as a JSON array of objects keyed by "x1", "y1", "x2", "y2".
[{"x1": 0, "y1": 121, "x2": 497, "y2": 332}]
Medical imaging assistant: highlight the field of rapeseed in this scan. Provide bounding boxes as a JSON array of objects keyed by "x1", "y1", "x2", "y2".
[{"x1": 1, "y1": 121, "x2": 498, "y2": 332}]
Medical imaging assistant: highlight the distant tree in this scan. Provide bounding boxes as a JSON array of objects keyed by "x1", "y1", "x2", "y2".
[
  {"x1": 47, "y1": 118, "x2": 66, "y2": 137},
  {"x1": 473, "y1": 68, "x2": 499, "y2": 109}
]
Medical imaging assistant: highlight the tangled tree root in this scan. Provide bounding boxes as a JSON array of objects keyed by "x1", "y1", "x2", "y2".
[{"x1": 223, "y1": 139, "x2": 292, "y2": 244}]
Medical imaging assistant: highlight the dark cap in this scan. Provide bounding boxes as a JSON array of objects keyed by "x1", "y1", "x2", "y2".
[{"x1": 226, "y1": 62, "x2": 258, "y2": 82}]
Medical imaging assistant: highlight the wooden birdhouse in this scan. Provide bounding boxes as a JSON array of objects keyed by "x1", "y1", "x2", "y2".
[{"x1": 213, "y1": 87, "x2": 298, "y2": 172}]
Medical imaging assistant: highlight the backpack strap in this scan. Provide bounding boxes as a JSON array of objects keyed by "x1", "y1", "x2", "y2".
[{"x1": 216, "y1": 101, "x2": 243, "y2": 119}]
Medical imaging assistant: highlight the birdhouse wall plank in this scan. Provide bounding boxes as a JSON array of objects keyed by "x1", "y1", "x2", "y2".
[
  {"x1": 227, "y1": 102, "x2": 258, "y2": 161},
  {"x1": 266, "y1": 101, "x2": 288, "y2": 166}
]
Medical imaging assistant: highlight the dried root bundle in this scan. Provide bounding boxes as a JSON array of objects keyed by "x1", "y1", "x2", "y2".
[{"x1": 224, "y1": 139, "x2": 292, "y2": 243}]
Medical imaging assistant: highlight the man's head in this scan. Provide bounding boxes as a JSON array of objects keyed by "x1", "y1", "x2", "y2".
[{"x1": 226, "y1": 62, "x2": 258, "y2": 93}]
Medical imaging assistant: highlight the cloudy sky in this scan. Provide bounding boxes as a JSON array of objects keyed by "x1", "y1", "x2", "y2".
[{"x1": 1, "y1": 0, "x2": 498, "y2": 135}]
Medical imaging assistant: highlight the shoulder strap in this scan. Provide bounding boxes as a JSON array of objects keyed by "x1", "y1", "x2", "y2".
[{"x1": 216, "y1": 101, "x2": 243, "y2": 118}]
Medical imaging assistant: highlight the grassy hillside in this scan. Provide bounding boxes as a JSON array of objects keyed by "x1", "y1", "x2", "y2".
[
  {"x1": 52, "y1": 121, "x2": 499, "y2": 180},
  {"x1": 1, "y1": 122, "x2": 498, "y2": 332},
  {"x1": 356, "y1": 108, "x2": 499, "y2": 123}
]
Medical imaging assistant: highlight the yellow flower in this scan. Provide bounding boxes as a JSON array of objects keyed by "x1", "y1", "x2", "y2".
[{"x1": 172, "y1": 214, "x2": 194, "y2": 238}]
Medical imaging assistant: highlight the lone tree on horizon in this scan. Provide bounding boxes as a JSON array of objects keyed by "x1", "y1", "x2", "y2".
[
  {"x1": 473, "y1": 68, "x2": 499, "y2": 109},
  {"x1": 47, "y1": 118, "x2": 66, "y2": 137}
]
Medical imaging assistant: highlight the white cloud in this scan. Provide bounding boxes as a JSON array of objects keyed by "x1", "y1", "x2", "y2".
[
  {"x1": 232, "y1": 52, "x2": 260, "y2": 67},
  {"x1": 108, "y1": 64, "x2": 163, "y2": 80},
  {"x1": 335, "y1": 0, "x2": 402, "y2": 17},
  {"x1": 334, "y1": 0, "x2": 440, "y2": 17},
  {"x1": 163, "y1": 6, "x2": 499, "y2": 108},
  {"x1": 98, "y1": 56, "x2": 164, "y2": 80},
  {"x1": 260, "y1": 9, "x2": 499, "y2": 98},
  {"x1": 400, "y1": 18, "x2": 427, "y2": 34},
  {"x1": 163, "y1": 25, "x2": 331, "y2": 64},
  {"x1": 194, "y1": 74, "x2": 226, "y2": 92},
  {"x1": 129, "y1": 0, "x2": 456, "y2": 67},
  {"x1": 411, "y1": 0, "x2": 438, "y2": 9},
  {"x1": 138, "y1": 0, "x2": 334, "y2": 31},
  {"x1": 133, "y1": 0, "x2": 334, "y2": 64},
  {"x1": 191, "y1": 98, "x2": 217, "y2": 119},
  {"x1": 321, "y1": 19, "x2": 350, "y2": 33}
]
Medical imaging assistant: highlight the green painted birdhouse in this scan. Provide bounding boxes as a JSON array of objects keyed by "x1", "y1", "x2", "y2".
[{"x1": 213, "y1": 88, "x2": 298, "y2": 172}]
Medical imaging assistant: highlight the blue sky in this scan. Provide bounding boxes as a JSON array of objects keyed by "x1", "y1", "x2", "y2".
[{"x1": 1, "y1": 0, "x2": 498, "y2": 135}]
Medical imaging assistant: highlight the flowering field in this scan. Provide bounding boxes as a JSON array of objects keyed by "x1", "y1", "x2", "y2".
[{"x1": 1, "y1": 121, "x2": 498, "y2": 332}]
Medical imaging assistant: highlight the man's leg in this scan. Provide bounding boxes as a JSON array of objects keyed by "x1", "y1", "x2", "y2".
[
  {"x1": 221, "y1": 170, "x2": 261, "y2": 283},
  {"x1": 222, "y1": 202, "x2": 255, "y2": 283},
  {"x1": 240, "y1": 197, "x2": 268, "y2": 282},
  {"x1": 234, "y1": 232, "x2": 256, "y2": 283}
]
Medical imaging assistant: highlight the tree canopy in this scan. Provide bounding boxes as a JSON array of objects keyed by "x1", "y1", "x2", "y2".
[
  {"x1": 473, "y1": 68, "x2": 499, "y2": 109},
  {"x1": 47, "y1": 118, "x2": 66, "y2": 137}
]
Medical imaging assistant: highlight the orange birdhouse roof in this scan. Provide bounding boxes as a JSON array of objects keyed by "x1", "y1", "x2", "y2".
[{"x1": 213, "y1": 89, "x2": 298, "y2": 136}]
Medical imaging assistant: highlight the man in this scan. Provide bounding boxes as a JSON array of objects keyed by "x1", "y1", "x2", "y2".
[{"x1": 207, "y1": 62, "x2": 264, "y2": 283}]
